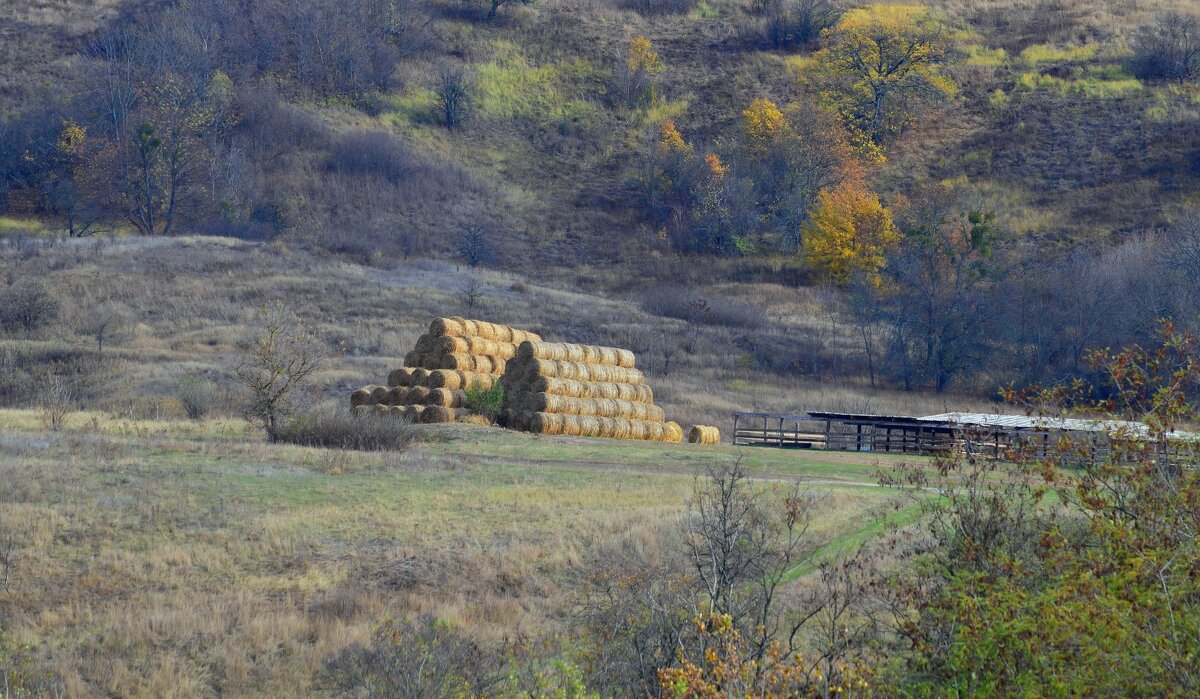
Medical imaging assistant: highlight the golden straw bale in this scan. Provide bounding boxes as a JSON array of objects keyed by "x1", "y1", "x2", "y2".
[
  {"x1": 405, "y1": 386, "x2": 431, "y2": 404},
  {"x1": 526, "y1": 413, "x2": 682, "y2": 442},
  {"x1": 688, "y1": 425, "x2": 720, "y2": 445},
  {"x1": 426, "y1": 370, "x2": 495, "y2": 390},
  {"x1": 372, "y1": 403, "x2": 389, "y2": 414},
  {"x1": 403, "y1": 351, "x2": 423, "y2": 368},
  {"x1": 350, "y1": 387, "x2": 373, "y2": 407},
  {"x1": 426, "y1": 388, "x2": 465, "y2": 408},
  {"x1": 369, "y1": 386, "x2": 390, "y2": 405},
  {"x1": 459, "y1": 413, "x2": 492, "y2": 426},
  {"x1": 388, "y1": 405, "x2": 404, "y2": 415},
  {"x1": 525, "y1": 358, "x2": 644, "y2": 384},
  {"x1": 518, "y1": 341, "x2": 636, "y2": 368},
  {"x1": 387, "y1": 387, "x2": 407, "y2": 405},
  {"x1": 388, "y1": 368, "x2": 414, "y2": 388},
  {"x1": 440, "y1": 354, "x2": 506, "y2": 374},
  {"x1": 428, "y1": 317, "x2": 542, "y2": 342},
  {"x1": 420, "y1": 405, "x2": 457, "y2": 424},
  {"x1": 528, "y1": 393, "x2": 665, "y2": 421},
  {"x1": 528, "y1": 377, "x2": 655, "y2": 403}
]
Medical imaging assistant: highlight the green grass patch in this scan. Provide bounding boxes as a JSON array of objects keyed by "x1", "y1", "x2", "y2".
[
  {"x1": 964, "y1": 45, "x2": 1006, "y2": 68},
  {"x1": 689, "y1": 1, "x2": 719, "y2": 19},
  {"x1": 0, "y1": 216, "x2": 51, "y2": 235},
  {"x1": 1019, "y1": 43, "x2": 1097, "y2": 65},
  {"x1": 783, "y1": 499, "x2": 926, "y2": 580},
  {"x1": 475, "y1": 42, "x2": 596, "y2": 125},
  {"x1": 641, "y1": 98, "x2": 690, "y2": 127}
]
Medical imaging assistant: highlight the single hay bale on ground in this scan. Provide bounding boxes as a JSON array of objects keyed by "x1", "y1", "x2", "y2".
[
  {"x1": 518, "y1": 341, "x2": 636, "y2": 368},
  {"x1": 688, "y1": 425, "x2": 720, "y2": 445}
]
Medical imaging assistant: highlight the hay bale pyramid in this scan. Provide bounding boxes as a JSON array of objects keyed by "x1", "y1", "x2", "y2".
[
  {"x1": 499, "y1": 341, "x2": 682, "y2": 443},
  {"x1": 352, "y1": 317, "x2": 683, "y2": 442},
  {"x1": 351, "y1": 317, "x2": 540, "y2": 424}
]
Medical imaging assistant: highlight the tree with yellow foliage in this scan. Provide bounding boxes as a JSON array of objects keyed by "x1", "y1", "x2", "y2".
[
  {"x1": 813, "y1": 4, "x2": 955, "y2": 158},
  {"x1": 801, "y1": 180, "x2": 899, "y2": 285},
  {"x1": 622, "y1": 36, "x2": 665, "y2": 106},
  {"x1": 742, "y1": 97, "x2": 786, "y2": 156}
]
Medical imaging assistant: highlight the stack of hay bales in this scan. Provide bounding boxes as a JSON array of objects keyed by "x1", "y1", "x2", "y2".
[
  {"x1": 500, "y1": 341, "x2": 682, "y2": 442},
  {"x1": 351, "y1": 317, "x2": 541, "y2": 424}
]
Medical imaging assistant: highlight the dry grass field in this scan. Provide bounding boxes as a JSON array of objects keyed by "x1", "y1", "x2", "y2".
[{"x1": 0, "y1": 407, "x2": 920, "y2": 696}]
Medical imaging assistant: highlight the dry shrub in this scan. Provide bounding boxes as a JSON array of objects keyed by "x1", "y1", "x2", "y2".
[
  {"x1": 272, "y1": 407, "x2": 421, "y2": 451},
  {"x1": 687, "y1": 425, "x2": 720, "y2": 444},
  {"x1": 640, "y1": 285, "x2": 768, "y2": 330},
  {"x1": 176, "y1": 375, "x2": 217, "y2": 419},
  {"x1": 328, "y1": 131, "x2": 416, "y2": 183},
  {"x1": 0, "y1": 278, "x2": 60, "y2": 332}
]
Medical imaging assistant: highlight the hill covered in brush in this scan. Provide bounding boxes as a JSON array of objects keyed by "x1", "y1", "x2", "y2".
[{"x1": 2, "y1": 0, "x2": 1199, "y2": 393}]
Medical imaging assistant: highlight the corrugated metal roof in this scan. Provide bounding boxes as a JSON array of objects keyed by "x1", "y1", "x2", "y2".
[{"x1": 920, "y1": 412, "x2": 1198, "y2": 441}]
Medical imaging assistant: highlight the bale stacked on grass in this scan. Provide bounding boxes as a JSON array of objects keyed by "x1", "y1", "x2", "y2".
[
  {"x1": 351, "y1": 317, "x2": 541, "y2": 424},
  {"x1": 500, "y1": 340, "x2": 681, "y2": 442},
  {"x1": 688, "y1": 425, "x2": 721, "y2": 445}
]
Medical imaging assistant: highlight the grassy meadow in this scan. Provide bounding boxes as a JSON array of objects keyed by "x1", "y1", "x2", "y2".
[{"x1": 0, "y1": 407, "x2": 916, "y2": 696}]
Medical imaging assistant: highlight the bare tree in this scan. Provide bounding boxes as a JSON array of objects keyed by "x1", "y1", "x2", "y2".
[
  {"x1": 456, "y1": 223, "x2": 493, "y2": 267},
  {"x1": 234, "y1": 302, "x2": 325, "y2": 440},
  {"x1": 458, "y1": 276, "x2": 485, "y2": 312},
  {"x1": 685, "y1": 458, "x2": 815, "y2": 661},
  {"x1": 434, "y1": 66, "x2": 474, "y2": 129},
  {"x1": 1132, "y1": 12, "x2": 1200, "y2": 83},
  {"x1": 38, "y1": 374, "x2": 75, "y2": 431},
  {"x1": 0, "y1": 525, "x2": 24, "y2": 593}
]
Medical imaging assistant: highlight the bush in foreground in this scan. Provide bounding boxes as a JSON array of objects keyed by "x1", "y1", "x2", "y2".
[{"x1": 273, "y1": 407, "x2": 420, "y2": 451}]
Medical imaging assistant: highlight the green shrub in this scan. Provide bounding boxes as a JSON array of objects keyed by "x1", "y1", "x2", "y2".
[{"x1": 464, "y1": 382, "x2": 504, "y2": 422}]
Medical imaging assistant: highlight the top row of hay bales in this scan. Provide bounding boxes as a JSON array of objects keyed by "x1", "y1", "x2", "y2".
[{"x1": 402, "y1": 317, "x2": 542, "y2": 376}]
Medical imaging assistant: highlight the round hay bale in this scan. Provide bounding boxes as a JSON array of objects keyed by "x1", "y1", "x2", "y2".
[
  {"x1": 368, "y1": 386, "x2": 390, "y2": 405},
  {"x1": 663, "y1": 422, "x2": 684, "y2": 443},
  {"x1": 530, "y1": 393, "x2": 665, "y2": 421},
  {"x1": 388, "y1": 405, "x2": 404, "y2": 415},
  {"x1": 527, "y1": 359, "x2": 644, "y2": 384},
  {"x1": 388, "y1": 368, "x2": 414, "y2": 388},
  {"x1": 530, "y1": 377, "x2": 655, "y2": 403},
  {"x1": 403, "y1": 405, "x2": 423, "y2": 419},
  {"x1": 427, "y1": 388, "x2": 465, "y2": 408},
  {"x1": 350, "y1": 386, "x2": 373, "y2": 407},
  {"x1": 372, "y1": 403, "x2": 389, "y2": 414},
  {"x1": 458, "y1": 413, "x2": 492, "y2": 426},
  {"x1": 518, "y1": 341, "x2": 637, "y2": 368},
  {"x1": 688, "y1": 425, "x2": 720, "y2": 445},
  {"x1": 387, "y1": 386, "x2": 407, "y2": 405},
  {"x1": 405, "y1": 386, "x2": 432, "y2": 404},
  {"x1": 420, "y1": 405, "x2": 457, "y2": 424}
]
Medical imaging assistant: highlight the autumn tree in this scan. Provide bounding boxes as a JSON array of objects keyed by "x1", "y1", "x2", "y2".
[
  {"x1": 801, "y1": 180, "x2": 899, "y2": 286},
  {"x1": 812, "y1": 4, "x2": 955, "y2": 158},
  {"x1": 742, "y1": 100, "x2": 862, "y2": 251},
  {"x1": 621, "y1": 36, "x2": 664, "y2": 107}
]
